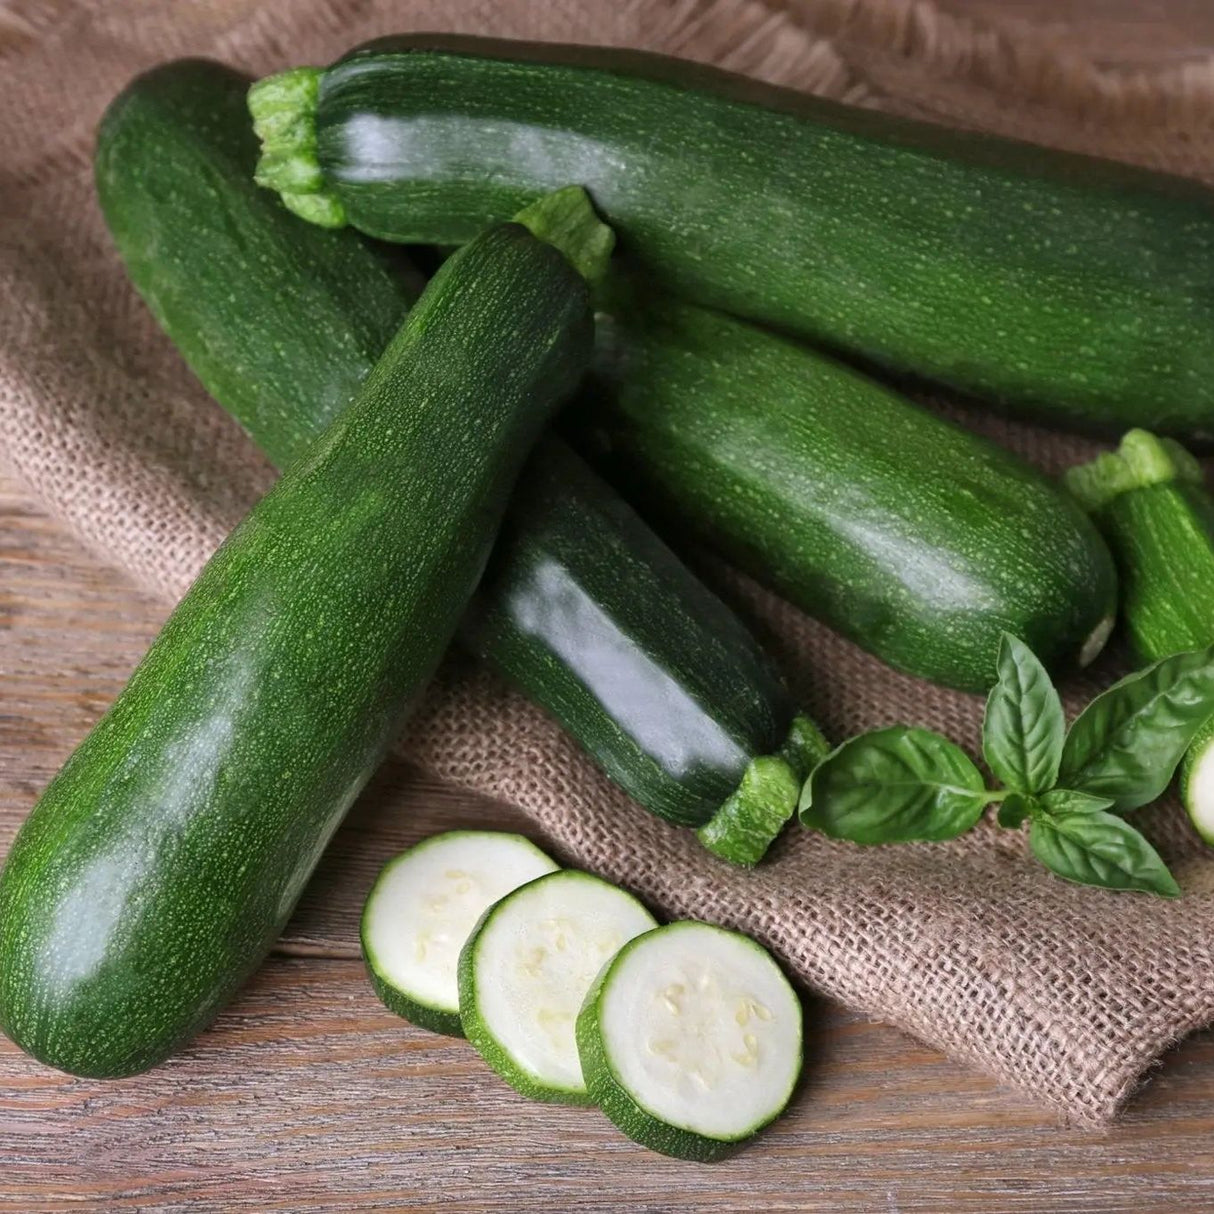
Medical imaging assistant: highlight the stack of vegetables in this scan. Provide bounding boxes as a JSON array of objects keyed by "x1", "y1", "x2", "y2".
[{"x1": 3, "y1": 36, "x2": 1214, "y2": 1158}]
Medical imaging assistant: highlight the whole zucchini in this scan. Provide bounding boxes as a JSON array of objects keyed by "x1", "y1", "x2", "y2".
[
  {"x1": 252, "y1": 35, "x2": 1214, "y2": 440},
  {"x1": 1067, "y1": 432, "x2": 1214, "y2": 844},
  {"x1": 0, "y1": 202, "x2": 599, "y2": 1077},
  {"x1": 93, "y1": 60, "x2": 825, "y2": 866},
  {"x1": 578, "y1": 284, "x2": 1116, "y2": 693}
]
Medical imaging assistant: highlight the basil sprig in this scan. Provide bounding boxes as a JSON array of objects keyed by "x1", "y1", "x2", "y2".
[{"x1": 798, "y1": 635, "x2": 1214, "y2": 897}]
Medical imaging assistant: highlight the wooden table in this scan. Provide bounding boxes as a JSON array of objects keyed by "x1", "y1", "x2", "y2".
[{"x1": 6, "y1": 4, "x2": 1214, "y2": 1210}]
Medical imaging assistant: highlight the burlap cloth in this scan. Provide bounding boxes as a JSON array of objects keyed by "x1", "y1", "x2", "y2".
[{"x1": 5, "y1": 0, "x2": 1214, "y2": 1126}]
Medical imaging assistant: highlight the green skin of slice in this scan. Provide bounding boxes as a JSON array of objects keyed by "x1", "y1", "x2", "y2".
[
  {"x1": 1067, "y1": 429, "x2": 1214, "y2": 842},
  {"x1": 457, "y1": 871, "x2": 655, "y2": 1106},
  {"x1": 360, "y1": 831, "x2": 558, "y2": 1037},
  {"x1": 575, "y1": 922, "x2": 803, "y2": 1162}
]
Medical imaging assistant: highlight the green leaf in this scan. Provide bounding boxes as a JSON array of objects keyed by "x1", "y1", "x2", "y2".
[
  {"x1": 1059, "y1": 644, "x2": 1214, "y2": 811},
  {"x1": 1037, "y1": 788, "x2": 1115, "y2": 816},
  {"x1": 799, "y1": 726, "x2": 990, "y2": 844},
  {"x1": 997, "y1": 792, "x2": 1035, "y2": 829},
  {"x1": 1029, "y1": 810, "x2": 1180, "y2": 896},
  {"x1": 983, "y1": 634, "x2": 1064, "y2": 794}
]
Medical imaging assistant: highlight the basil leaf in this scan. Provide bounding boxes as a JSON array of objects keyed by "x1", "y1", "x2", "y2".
[
  {"x1": 799, "y1": 726, "x2": 990, "y2": 844},
  {"x1": 1029, "y1": 810, "x2": 1180, "y2": 896},
  {"x1": 983, "y1": 633, "x2": 1064, "y2": 794},
  {"x1": 1037, "y1": 788, "x2": 1114, "y2": 816},
  {"x1": 1059, "y1": 644, "x2": 1214, "y2": 811},
  {"x1": 997, "y1": 792, "x2": 1035, "y2": 829}
]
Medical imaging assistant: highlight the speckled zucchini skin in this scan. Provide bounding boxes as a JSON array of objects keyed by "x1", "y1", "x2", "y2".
[
  {"x1": 578, "y1": 292, "x2": 1117, "y2": 693},
  {"x1": 100, "y1": 59, "x2": 819, "y2": 845},
  {"x1": 461, "y1": 437, "x2": 800, "y2": 828},
  {"x1": 95, "y1": 60, "x2": 418, "y2": 454},
  {"x1": 0, "y1": 224, "x2": 593, "y2": 1078},
  {"x1": 283, "y1": 34, "x2": 1214, "y2": 439}
]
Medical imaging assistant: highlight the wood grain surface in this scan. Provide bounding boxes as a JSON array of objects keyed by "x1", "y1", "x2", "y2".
[{"x1": 7, "y1": 3, "x2": 1214, "y2": 1210}]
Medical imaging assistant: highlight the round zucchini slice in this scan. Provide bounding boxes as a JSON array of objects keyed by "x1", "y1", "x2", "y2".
[
  {"x1": 360, "y1": 830, "x2": 559, "y2": 1036},
  {"x1": 458, "y1": 869, "x2": 657, "y2": 1103},
  {"x1": 576, "y1": 920, "x2": 803, "y2": 1160}
]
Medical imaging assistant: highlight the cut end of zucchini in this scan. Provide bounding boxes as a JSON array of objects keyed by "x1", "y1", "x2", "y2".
[
  {"x1": 512, "y1": 185, "x2": 615, "y2": 289},
  {"x1": 249, "y1": 68, "x2": 346, "y2": 227},
  {"x1": 1182, "y1": 717, "x2": 1214, "y2": 846},
  {"x1": 458, "y1": 869, "x2": 656, "y2": 1104},
  {"x1": 1077, "y1": 611, "x2": 1116, "y2": 669},
  {"x1": 577, "y1": 921, "x2": 803, "y2": 1162},
  {"x1": 361, "y1": 831, "x2": 559, "y2": 1036},
  {"x1": 1065, "y1": 429, "x2": 1205, "y2": 515}
]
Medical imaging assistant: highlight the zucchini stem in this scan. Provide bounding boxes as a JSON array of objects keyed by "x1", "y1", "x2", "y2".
[
  {"x1": 512, "y1": 186, "x2": 615, "y2": 289},
  {"x1": 1065, "y1": 428, "x2": 1203, "y2": 514},
  {"x1": 248, "y1": 68, "x2": 347, "y2": 227},
  {"x1": 697, "y1": 714, "x2": 828, "y2": 866}
]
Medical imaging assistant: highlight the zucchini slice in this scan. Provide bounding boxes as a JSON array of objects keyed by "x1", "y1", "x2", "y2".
[
  {"x1": 576, "y1": 921, "x2": 803, "y2": 1161},
  {"x1": 361, "y1": 831, "x2": 559, "y2": 1035},
  {"x1": 458, "y1": 870, "x2": 656, "y2": 1104}
]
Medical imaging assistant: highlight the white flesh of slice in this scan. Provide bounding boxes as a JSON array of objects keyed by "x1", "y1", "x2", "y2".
[
  {"x1": 365, "y1": 831, "x2": 558, "y2": 1016},
  {"x1": 474, "y1": 871, "x2": 657, "y2": 1093},
  {"x1": 1187, "y1": 742, "x2": 1214, "y2": 842},
  {"x1": 600, "y1": 921, "x2": 802, "y2": 1139}
]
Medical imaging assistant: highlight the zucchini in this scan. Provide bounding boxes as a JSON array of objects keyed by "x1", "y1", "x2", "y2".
[
  {"x1": 457, "y1": 870, "x2": 657, "y2": 1104},
  {"x1": 1066, "y1": 431, "x2": 1214, "y2": 843},
  {"x1": 580, "y1": 288, "x2": 1117, "y2": 693},
  {"x1": 252, "y1": 35, "x2": 1214, "y2": 441},
  {"x1": 361, "y1": 831, "x2": 559, "y2": 1035},
  {"x1": 0, "y1": 198, "x2": 601, "y2": 1078},
  {"x1": 100, "y1": 62, "x2": 825, "y2": 863},
  {"x1": 576, "y1": 920, "x2": 803, "y2": 1161},
  {"x1": 462, "y1": 435, "x2": 825, "y2": 848},
  {"x1": 95, "y1": 59, "x2": 419, "y2": 454}
]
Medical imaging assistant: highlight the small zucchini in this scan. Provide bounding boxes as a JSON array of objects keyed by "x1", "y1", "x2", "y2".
[
  {"x1": 457, "y1": 870, "x2": 657, "y2": 1104},
  {"x1": 98, "y1": 60, "x2": 825, "y2": 864},
  {"x1": 0, "y1": 195, "x2": 601, "y2": 1078},
  {"x1": 1067, "y1": 431, "x2": 1214, "y2": 843},
  {"x1": 576, "y1": 920, "x2": 803, "y2": 1161},
  {"x1": 252, "y1": 35, "x2": 1214, "y2": 440},
  {"x1": 361, "y1": 831, "x2": 559, "y2": 1035}
]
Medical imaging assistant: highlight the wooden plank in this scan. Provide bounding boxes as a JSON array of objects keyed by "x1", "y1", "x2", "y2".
[{"x1": 1, "y1": 957, "x2": 1213, "y2": 1212}]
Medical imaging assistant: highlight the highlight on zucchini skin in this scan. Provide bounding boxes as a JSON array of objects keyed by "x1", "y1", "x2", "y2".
[
  {"x1": 460, "y1": 436, "x2": 827, "y2": 863},
  {"x1": 250, "y1": 33, "x2": 1214, "y2": 441},
  {"x1": 1066, "y1": 429, "x2": 1214, "y2": 844},
  {"x1": 106, "y1": 58, "x2": 823, "y2": 866}
]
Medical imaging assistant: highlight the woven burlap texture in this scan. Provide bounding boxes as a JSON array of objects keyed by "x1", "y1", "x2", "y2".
[{"x1": 5, "y1": 0, "x2": 1214, "y2": 1126}]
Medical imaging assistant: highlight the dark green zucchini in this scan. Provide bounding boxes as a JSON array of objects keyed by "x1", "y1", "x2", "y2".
[
  {"x1": 96, "y1": 59, "x2": 419, "y2": 453},
  {"x1": 252, "y1": 35, "x2": 1214, "y2": 440},
  {"x1": 1066, "y1": 431, "x2": 1214, "y2": 844},
  {"x1": 461, "y1": 436, "x2": 824, "y2": 843},
  {"x1": 576, "y1": 283, "x2": 1116, "y2": 693},
  {"x1": 0, "y1": 200, "x2": 598, "y2": 1078},
  {"x1": 92, "y1": 61, "x2": 824, "y2": 866}
]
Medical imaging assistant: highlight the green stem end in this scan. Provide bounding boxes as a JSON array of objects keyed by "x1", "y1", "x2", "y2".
[
  {"x1": 1065, "y1": 428, "x2": 1204, "y2": 515},
  {"x1": 697, "y1": 715, "x2": 828, "y2": 867},
  {"x1": 512, "y1": 186, "x2": 616, "y2": 289},
  {"x1": 248, "y1": 68, "x2": 347, "y2": 229}
]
